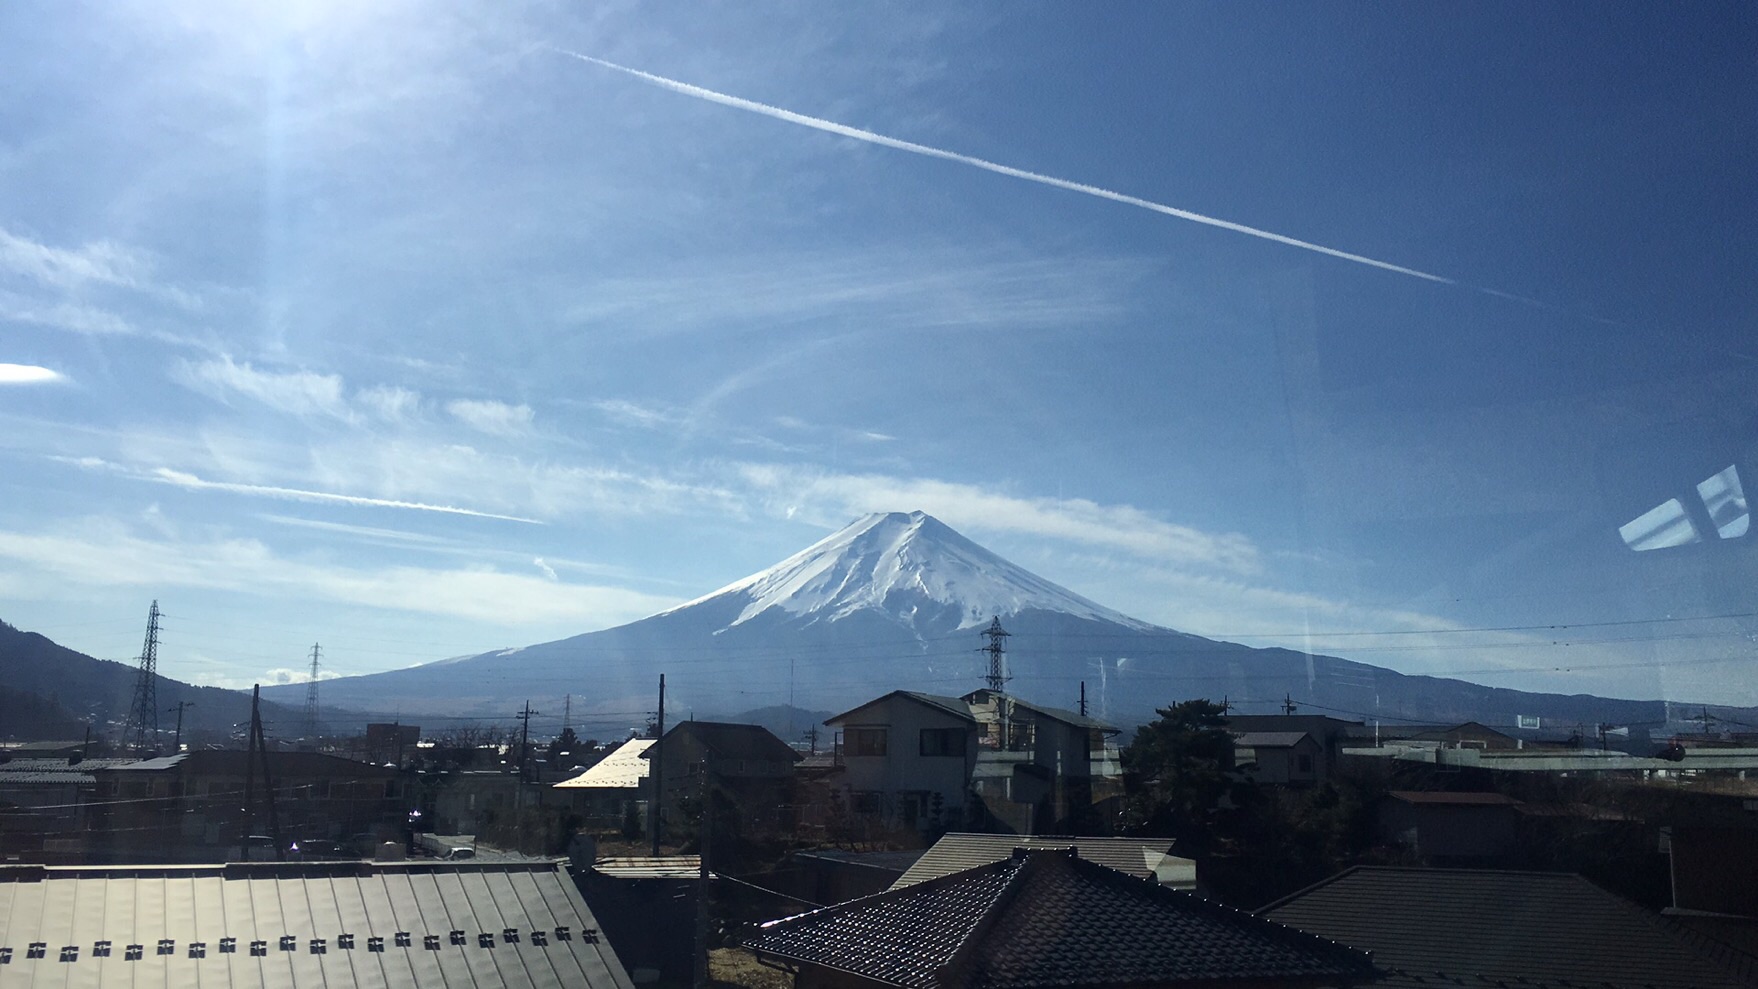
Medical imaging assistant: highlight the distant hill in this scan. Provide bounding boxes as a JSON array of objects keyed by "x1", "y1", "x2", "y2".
[
  {"x1": 266, "y1": 512, "x2": 1758, "y2": 738},
  {"x1": 0, "y1": 620, "x2": 305, "y2": 748},
  {"x1": 0, "y1": 684, "x2": 84, "y2": 741}
]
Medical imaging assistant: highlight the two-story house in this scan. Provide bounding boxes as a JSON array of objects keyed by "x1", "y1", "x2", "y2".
[{"x1": 825, "y1": 688, "x2": 1119, "y2": 835}]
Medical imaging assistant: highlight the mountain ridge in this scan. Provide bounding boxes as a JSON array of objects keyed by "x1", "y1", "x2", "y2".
[{"x1": 261, "y1": 512, "x2": 1751, "y2": 741}]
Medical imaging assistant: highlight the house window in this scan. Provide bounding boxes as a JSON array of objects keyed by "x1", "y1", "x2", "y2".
[
  {"x1": 845, "y1": 728, "x2": 888, "y2": 757},
  {"x1": 850, "y1": 790, "x2": 883, "y2": 814},
  {"x1": 919, "y1": 728, "x2": 965, "y2": 756}
]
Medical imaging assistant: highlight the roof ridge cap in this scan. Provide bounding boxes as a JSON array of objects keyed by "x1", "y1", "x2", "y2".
[{"x1": 933, "y1": 852, "x2": 1049, "y2": 984}]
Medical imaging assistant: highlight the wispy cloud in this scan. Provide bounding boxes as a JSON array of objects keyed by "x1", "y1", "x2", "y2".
[
  {"x1": 173, "y1": 355, "x2": 353, "y2": 419},
  {"x1": 0, "y1": 363, "x2": 63, "y2": 385},
  {"x1": 556, "y1": 50, "x2": 1455, "y2": 286},
  {"x1": 0, "y1": 519, "x2": 676, "y2": 627},
  {"x1": 447, "y1": 398, "x2": 535, "y2": 436},
  {"x1": 0, "y1": 225, "x2": 203, "y2": 309},
  {"x1": 150, "y1": 467, "x2": 543, "y2": 524},
  {"x1": 533, "y1": 557, "x2": 559, "y2": 581},
  {"x1": 0, "y1": 290, "x2": 135, "y2": 336},
  {"x1": 735, "y1": 464, "x2": 1262, "y2": 574},
  {"x1": 357, "y1": 384, "x2": 422, "y2": 421}
]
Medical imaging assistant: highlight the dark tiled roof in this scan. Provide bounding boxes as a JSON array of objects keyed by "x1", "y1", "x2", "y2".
[
  {"x1": 1261, "y1": 866, "x2": 1758, "y2": 989},
  {"x1": 748, "y1": 849, "x2": 1374, "y2": 989},
  {"x1": 826, "y1": 690, "x2": 979, "y2": 726},
  {"x1": 0, "y1": 860, "x2": 633, "y2": 989},
  {"x1": 893, "y1": 833, "x2": 1186, "y2": 888},
  {"x1": 661, "y1": 722, "x2": 801, "y2": 763}
]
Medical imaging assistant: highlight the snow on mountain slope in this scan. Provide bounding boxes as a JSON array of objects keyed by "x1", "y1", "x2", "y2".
[{"x1": 660, "y1": 510, "x2": 1157, "y2": 632}]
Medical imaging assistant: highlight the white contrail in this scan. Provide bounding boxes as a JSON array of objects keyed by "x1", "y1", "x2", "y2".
[
  {"x1": 150, "y1": 468, "x2": 543, "y2": 524},
  {"x1": 555, "y1": 49, "x2": 1455, "y2": 286}
]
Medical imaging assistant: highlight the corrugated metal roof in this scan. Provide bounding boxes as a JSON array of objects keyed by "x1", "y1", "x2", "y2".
[
  {"x1": 1261, "y1": 866, "x2": 1756, "y2": 989},
  {"x1": 749, "y1": 849, "x2": 1373, "y2": 989},
  {"x1": 0, "y1": 771, "x2": 96, "y2": 784},
  {"x1": 0, "y1": 758, "x2": 133, "y2": 773},
  {"x1": 591, "y1": 857, "x2": 704, "y2": 880},
  {"x1": 0, "y1": 860, "x2": 634, "y2": 989},
  {"x1": 893, "y1": 833, "x2": 1194, "y2": 889},
  {"x1": 554, "y1": 739, "x2": 653, "y2": 789}
]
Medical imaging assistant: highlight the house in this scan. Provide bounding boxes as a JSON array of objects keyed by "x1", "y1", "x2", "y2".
[
  {"x1": 746, "y1": 847, "x2": 1376, "y2": 989},
  {"x1": 823, "y1": 689, "x2": 1120, "y2": 835},
  {"x1": 1231, "y1": 731, "x2": 1325, "y2": 784},
  {"x1": 824, "y1": 691, "x2": 981, "y2": 829},
  {"x1": 0, "y1": 859, "x2": 633, "y2": 988},
  {"x1": 554, "y1": 737, "x2": 653, "y2": 831},
  {"x1": 1375, "y1": 790, "x2": 1522, "y2": 861},
  {"x1": 0, "y1": 757, "x2": 134, "y2": 862},
  {"x1": 892, "y1": 832, "x2": 1196, "y2": 890},
  {"x1": 1409, "y1": 720, "x2": 1521, "y2": 750},
  {"x1": 643, "y1": 721, "x2": 800, "y2": 831},
  {"x1": 86, "y1": 751, "x2": 404, "y2": 863},
  {"x1": 1225, "y1": 714, "x2": 1365, "y2": 768},
  {"x1": 1260, "y1": 866, "x2": 1757, "y2": 989}
]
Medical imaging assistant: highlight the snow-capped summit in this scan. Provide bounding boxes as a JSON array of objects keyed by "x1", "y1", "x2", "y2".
[{"x1": 663, "y1": 510, "x2": 1155, "y2": 632}]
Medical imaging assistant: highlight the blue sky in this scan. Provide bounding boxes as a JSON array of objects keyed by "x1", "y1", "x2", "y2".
[{"x1": 2, "y1": 2, "x2": 1755, "y2": 708}]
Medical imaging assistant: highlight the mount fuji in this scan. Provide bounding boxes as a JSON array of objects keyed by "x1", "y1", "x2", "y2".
[{"x1": 276, "y1": 511, "x2": 1684, "y2": 736}]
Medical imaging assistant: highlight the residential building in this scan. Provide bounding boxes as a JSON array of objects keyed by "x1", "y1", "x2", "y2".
[
  {"x1": 1231, "y1": 731, "x2": 1325, "y2": 784},
  {"x1": 1261, "y1": 866, "x2": 1757, "y2": 989},
  {"x1": 643, "y1": 721, "x2": 800, "y2": 831},
  {"x1": 746, "y1": 847, "x2": 1376, "y2": 989},
  {"x1": 893, "y1": 832, "x2": 1196, "y2": 890},
  {"x1": 0, "y1": 859, "x2": 633, "y2": 988},
  {"x1": 1225, "y1": 714, "x2": 1365, "y2": 770},
  {"x1": 823, "y1": 689, "x2": 1119, "y2": 835},
  {"x1": 86, "y1": 751, "x2": 404, "y2": 863},
  {"x1": 554, "y1": 737, "x2": 653, "y2": 831},
  {"x1": 824, "y1": 691, "x2": 980, "y2": 829},
  {"x1": 0, "y1": 757, "x2": 132, "y2": 862}
]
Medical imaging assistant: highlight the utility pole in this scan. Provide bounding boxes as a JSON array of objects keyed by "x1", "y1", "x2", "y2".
[
  {"x1": 240, "y1": 685, "x2": 283, "y2": 861},
  {"x1": 302, "y1": 643, "x2": 321, "y2": 741},
  {"x1": 694, "y1": 754, "x2": 713, "y2": 989},
  {"x1": 650, "y1": 674, "x2": 666, "y2": 856},
  {"x1": 167, "y1": 701, "x2": 195, "y2": 752},
  {"x1": 1079, "y1": 681, "x2": 1086, "y2": 718},
  {"x1": 562, "y1": 693, "x2": 572, "y2": 737},
  {"x1": 127, "y1": 601, "x2": 163, "y2": 752},
  {"x1": 516, "y1": 701, "x2": 540, "y2": 783},
  {"x1": 801, "y1": 725, "x2": 818, "y2": 755},
  {"x1": 979, "y1": 617, "x2": 1011, "y2": 693},
  {"x1": 1282, "y1": 694, "x2": 1299, "y2": 716}
]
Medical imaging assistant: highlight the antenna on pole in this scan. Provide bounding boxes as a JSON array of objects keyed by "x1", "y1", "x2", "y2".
[
  {"x1": 303, "y1": 643, "x2": 322, "y2": 741},
  {"x1": 127, "y1": 601, "x2": 162, "y2": 753},
  {"x1": 980, "y1": 616, "x2": 1011, "y2": 693}
]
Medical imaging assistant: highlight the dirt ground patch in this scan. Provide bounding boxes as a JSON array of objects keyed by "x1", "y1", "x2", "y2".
[{"x1": 710, "y1": 947, "x2": 794, "y2": 989}]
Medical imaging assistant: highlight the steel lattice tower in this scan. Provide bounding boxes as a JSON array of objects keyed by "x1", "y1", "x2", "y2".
[
  {"x1": 303, "y1": 643, "x2": 321, "y2": 739},
  {"x1": 980, "y1": 615, "x2": 1011, "y2": 693},
  {"x1": 127, "y1": 600, "x2": 162, "y2": 751}
]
